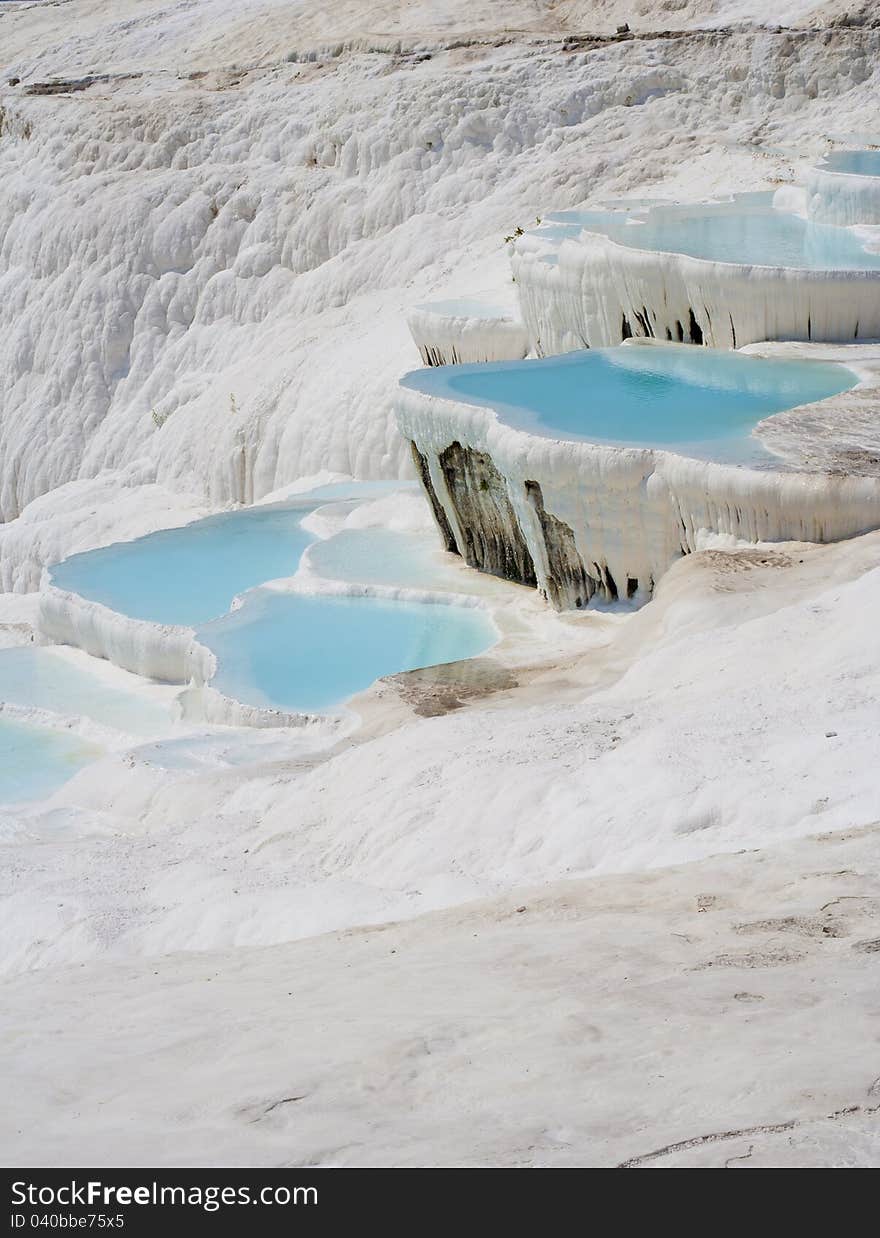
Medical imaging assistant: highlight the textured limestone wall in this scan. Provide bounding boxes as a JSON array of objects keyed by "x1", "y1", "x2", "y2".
[
  {"x1": 511, "y1": 231, "x2": 880, "y2": 356},
  {"x1": 406, "y1": 306, "x2": 530, "y2": 367},
  {"x1": 523, "y1": 480, "x2": 598, "y2": 609},
  {"x1": 37, "y1": 583, "x2": 209, "y2": 683},
  {"x1": 804, "y1": 165, "x2": 880, "y2": 227},
  {"x1": 396, "y1": 353, "x2": 880, "y2": 609},
  {"x1": 410, "y1": 442, "x2": 458, "y2": 553},
  {"x1": 436, "y1": 441, "x2": 536, "y2": 587}
]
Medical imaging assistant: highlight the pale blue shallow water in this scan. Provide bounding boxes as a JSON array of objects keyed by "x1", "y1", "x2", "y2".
[
  {"x1": 400, "y1": 344, "x2": 856, "y2": 462},
  {"x1": 50, "y1": 504, "x2": 317, "y2": 626},
  {"x1": 415, "y1": 299, "x2": 513, "y2": 318},
  {"x1": 307, "y1": 527, "x2": 465, "y2": 591},
  {"x1": 821, "y1": 150, "x2": 880, "y2": 177},
  {"x1": 542, "y1": 194, "x2": 880, "y2": 269},
  {"x1": 198, "y1": 591, "x2": 497, "y2": 714},
  {"x1": 0, "y1": 647, "x2": 168, "y2": 736},
  {"x1": 0, "y1": 716, "x2": 102, "y2": 804},
  {"x1": 46, "y1": 482, "x2": 498, "y2": 714}
]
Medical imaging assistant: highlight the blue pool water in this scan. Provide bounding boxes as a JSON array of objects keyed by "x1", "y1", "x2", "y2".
[
  {"x1": 306, "y1": 527, "x2": 466, "y2": 591},
  {"x1": 541, "y1": 194, "x2": 880, "y2": 270},
  {"x1": 197, "y1": 591, "x2": 497, "y2": 713},
  {"x1": 820, "y1": 150, "x2": 880, "y2": 177},
  {"x1": 50, "y1": 504, "x2": 316, "y2": 626},
  {"x1": 0, "y1": 647, "x2": 169, "y2": 736},
  {"x1": 400, "y1": 345, "x2": 856, "y2": 461},
  {"x1": 0, "y1": 716, "x2": 102, "y2": 804}
]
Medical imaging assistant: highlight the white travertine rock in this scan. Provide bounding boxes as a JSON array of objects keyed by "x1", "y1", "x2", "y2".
[
  {"x1": 406, "y1": 302, "x2": 529, "y2": 366},
  {"x1": 397, "y1": 342, "x2": 880, "y2": 608},
  {"x1": 5, "y1": 0, "x2": 880, "y2": 1172},
  {"x1": 36, "y1": 583, "x2": 210, "y2": 684},
  {"x1": 804, "y1": 160, "x2": 880, "y2": 227},
  {"x1": 2, "y1": 11, "x2": 880, "y2": 524},
  {"x1": 512, "y1": 227, "x2": 880, "y2": 356}
]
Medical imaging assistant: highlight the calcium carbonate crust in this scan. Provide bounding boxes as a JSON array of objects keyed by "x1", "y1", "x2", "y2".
[
  {"x1": 396, "y1": 344, "x2": 880, "y2": 608},
  {"x1": 406, "y1": 305, "x2": 529, "y2": 366},
  {"x1": 804, "y1": 161, "x2": 880, "y2": 227},
  {"x1": 511, "y1": 227, "x2": 880, "y2": 356},
  {"x1": 2, "y1": 19, "x2": 879, "y2": 525}
]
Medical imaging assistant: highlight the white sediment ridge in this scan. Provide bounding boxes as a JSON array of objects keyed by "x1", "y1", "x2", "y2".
[
  {"x1": 805, "y1": 157, "x2": 880, "y2": 227},
  {"x1": 406, "y1": 300, "x2": 529, "y2": 366},
  {"x1": 37, "y1": 582, "x2": 207, "y2": 685}
]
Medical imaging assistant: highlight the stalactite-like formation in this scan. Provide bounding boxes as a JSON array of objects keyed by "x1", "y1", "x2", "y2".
[
  {"x1": 511, "y1": 233, "x2": 880, "y2": 356},
  {"x1": 524, "y1": 480, "x2": 597, "y2": 608},
  {"x1": 410, "y1": 441, "x2": 458, "y2": 552},
  {"x1": 437, "y1": 441, "x2": 536, "y2": 587},
  {"x1": 396, "y1": 368, "x2": 880, "y2": 611}
]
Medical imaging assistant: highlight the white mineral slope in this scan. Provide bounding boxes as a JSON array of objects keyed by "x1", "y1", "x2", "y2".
[
  {"x1": 4, "y1": 530, "x2": 880, "y2": 978},
  {"x1": 1, "y1": 3, "x2": 879, "y2": 539},
  {"x1": 0, "y1": 0, "x2": 858, "y2": 74},
  {"x1": 2, "y1": 823, "x2": 879, "y2": 1168}
]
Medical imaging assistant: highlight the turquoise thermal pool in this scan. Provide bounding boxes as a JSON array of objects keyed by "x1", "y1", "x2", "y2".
[
  {"x1": 0, "y1": 716, "x2": 102, "y2": 804},
  {"x1": 541, "y1": 194, "x2": 880, "y2": 270},
  {"x1": 50, "y1": 503, "x2": 317, "y2": 626},
  {"x1": 197, "y1": 591, "x2": 497, "y2": 714},
  {"x1": 47, "y1": 484, "x2": 500, "y2": 715},
  {"x1": 306, "y1": 527, "x2": 468, "y2": 591},
  {"x1": 819, "y1": 150, "x2": 880, "y2": 177},
  {"x1": 400, "y1": 344, "x2": 856, "y2": 463}
]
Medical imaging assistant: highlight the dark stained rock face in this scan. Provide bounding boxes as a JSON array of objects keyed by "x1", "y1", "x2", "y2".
[
  {"x1": 411, "y1": 441, "x2": 629, "y2": 609},
  {"x1": 524, "y1": 480, "x2": 598, "y2": 609},
  {"x1": 437, "y1": 441, "x2": 536, "y2": 587},
  {"x1": 410, "y1": 442, "x2": 458, "y2": 553}
]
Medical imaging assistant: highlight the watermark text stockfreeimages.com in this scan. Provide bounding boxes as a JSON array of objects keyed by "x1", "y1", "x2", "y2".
[{"x1": 10, "y1": 1179, "x2": 317, "y2": 1214}]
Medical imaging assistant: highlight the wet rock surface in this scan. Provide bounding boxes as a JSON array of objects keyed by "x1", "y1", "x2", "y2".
[
  {"x1": 387, "y1": 656, "x2": 518, "y2": 717},
  {"x1": 438, "y1": 441, "x2": 537, "y2": 588},
  {"x1": 525, "y1": 479, "x2": 598, "y2": 609},
  {"x1": 410, "y1": 442, "x2": 458, "y2": 553}
]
